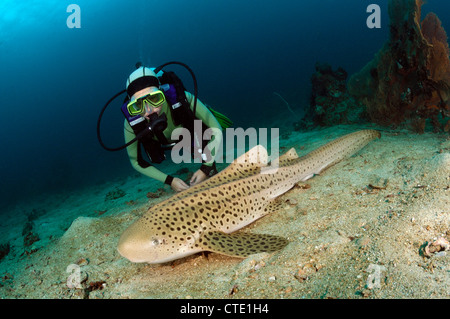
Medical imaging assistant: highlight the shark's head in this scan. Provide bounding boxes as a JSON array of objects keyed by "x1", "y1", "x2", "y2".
[{"x1": 117, "y1": 214, "x2": 198, "y2": 264}]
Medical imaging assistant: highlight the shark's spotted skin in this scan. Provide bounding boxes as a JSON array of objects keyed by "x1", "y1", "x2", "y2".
[{"x1": 118, "y1": 130, "x2": 380, "y2": 264}]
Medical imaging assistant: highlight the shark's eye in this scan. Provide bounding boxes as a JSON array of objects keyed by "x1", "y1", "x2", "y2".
[{"x1": 151, "y1": 238, "x2": 160, "y2": 246}]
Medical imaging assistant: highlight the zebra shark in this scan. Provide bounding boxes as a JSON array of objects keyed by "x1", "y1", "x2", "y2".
[{"x1": 118, "y1": 129, "x2": 380, "y2": 264}]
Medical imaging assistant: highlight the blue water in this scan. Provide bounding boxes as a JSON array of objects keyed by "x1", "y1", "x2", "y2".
[{"x1": 0, "y1": 0, "x2": 448, "y2": 211}]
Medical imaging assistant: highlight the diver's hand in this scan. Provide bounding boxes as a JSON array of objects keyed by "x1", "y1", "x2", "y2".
[
  {"x1": 190, "y1": 169, "x2": 208, "y2": 186},
  {"x1": 171, "y1": 178, "x2": 190, "y2": 192}
]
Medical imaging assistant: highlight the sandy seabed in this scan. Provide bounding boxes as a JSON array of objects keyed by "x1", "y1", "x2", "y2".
[{"x1": 0, "y1": 123, "x2": 449, "y2": 299}]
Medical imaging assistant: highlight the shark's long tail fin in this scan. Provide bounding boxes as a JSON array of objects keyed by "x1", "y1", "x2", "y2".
[{"x1": 300, "y1": 129, "x2": 381, "y2": 179}]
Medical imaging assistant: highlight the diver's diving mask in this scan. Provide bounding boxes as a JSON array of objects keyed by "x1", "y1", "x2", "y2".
[{"x1": 127, "y1": 90, "x2": 166, "y2": 116}]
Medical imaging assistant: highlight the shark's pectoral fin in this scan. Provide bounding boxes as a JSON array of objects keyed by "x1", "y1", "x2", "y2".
[
  {"x1": 263, "y1": 198, "x2": 285, "y2": 212},
  {"x1": 197, "y1": 230, "x2": 289, "y2": 258}
]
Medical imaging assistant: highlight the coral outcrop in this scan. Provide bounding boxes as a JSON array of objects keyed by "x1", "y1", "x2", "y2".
[
  {"x1": 296, "y1": 62, "x2": 366, "y2": 130},
  {"x1": 22, "y1": 221, "x2": 40, "y2": 248},
  {"x1": 348, "y1": 0, "x2": 450, "y2": 133},
  {"x1": 20, "y1": 208, "x2": 44, "y2": 251},
  {"x1": 0, "y1": 243, "x2": 10, "y2": 262},
  {"x1": 105, "y1": 187, "x2": 126, "y2": 201}
]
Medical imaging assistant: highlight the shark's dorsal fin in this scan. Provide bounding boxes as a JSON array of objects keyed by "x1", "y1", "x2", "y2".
[
  {"x1": 278, "y1": 147, "x2": 299, "y2": 167},
  {"x1": 220, "y1": 145, "x2": 269, "y2": 178},
  {"x1": 232, "y1": 145, "x2": 269, "y2": 166},
  {"x1": 196, "y1": 230, "x2": 289, "y2": 258}
]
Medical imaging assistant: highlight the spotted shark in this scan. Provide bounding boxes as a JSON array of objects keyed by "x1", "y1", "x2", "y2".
[{"x1": 118, "y1": 129, "x2": 380, "y2": 264}]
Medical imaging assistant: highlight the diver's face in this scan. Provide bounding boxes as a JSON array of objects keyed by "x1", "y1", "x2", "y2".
[{"x1": 131, "y1": 86, "x2": 163, "y2": 120}]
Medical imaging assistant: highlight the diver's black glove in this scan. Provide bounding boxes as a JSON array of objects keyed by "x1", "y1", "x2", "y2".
[{"x1": 199, "y1": 162, "x2": 218, "y2": 177}]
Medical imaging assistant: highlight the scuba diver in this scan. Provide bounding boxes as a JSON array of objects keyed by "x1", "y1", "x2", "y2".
[{"x1": 98, "y1": 62, "x2": 232, "y2": 192}]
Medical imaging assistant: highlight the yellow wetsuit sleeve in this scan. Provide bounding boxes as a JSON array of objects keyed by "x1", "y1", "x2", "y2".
[
  {"x1": 185, "y1": 92, "x2": 223, "y2": 166},
  {"x1": 123, "y1": 119, "x2": 169, "y2": 183}
]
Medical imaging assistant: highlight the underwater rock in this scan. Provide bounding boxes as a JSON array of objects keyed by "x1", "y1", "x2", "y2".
[
  {"x1": 105, "y1": 187, "x2": 126, "y2": 201},
  {"x1": 23, "y1": 232, "x2": 40, "y2": 248},
  {"x1": 420, "y1": 237, "x2": 450, "y2": 258},
  {"x1": 348, "y1": 0, "x2": 450, "y2": 133},
  {"x1": 22, "y1": 221, "x2": 33, "y2": 237},
  {"x1": 295, "y1": 62, "x2": 366, "y2": 130},
  {"x1": 62, "y1": 216, "x2": 99, "y2": 240},
  {"x1": 75, "y1": 257, "x2": 90, "y2": 266},
  {"x1": 146, "y1": 188, "x2": 167, "y2": 199},
  {"x1": 0, "y1": 242, "x2": 11, "y2": 262},
  {"x1": 27, "y1": 208, "x2": 46, "y2": 222},
  {"x1": 22, "y1": 221, "x2": 40, "y2": 248}
]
